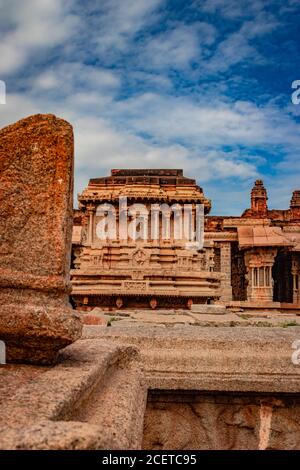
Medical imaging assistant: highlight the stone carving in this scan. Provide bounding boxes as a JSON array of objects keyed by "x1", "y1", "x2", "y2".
[
  {"x1": 0, "y1": 114, "x2": 82, "y2": 364},
  {"x1": 132, "y1": 248, "x2": 148, "y2": 266},
  {"x1": 132, "y1": 270, "x2": 144, "y2": 280},
  {"x1": 92, "y1": 254, "x2": 103, "y2": 266},
  {"x1": 143, "y1": 392, "x2": 300, "y2": 450},
  {"x1": 124, "y1": 281, "x2": 147, "y2": 290}
]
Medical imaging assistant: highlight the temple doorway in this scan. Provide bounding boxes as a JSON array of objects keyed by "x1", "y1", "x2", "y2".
[{"x1": 272, "y1": 251, "x2": 293, "y2": 303}]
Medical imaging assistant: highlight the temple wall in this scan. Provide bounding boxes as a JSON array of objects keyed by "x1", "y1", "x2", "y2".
[{"x1": 143, "y1": 391, "x2": 300, "y2": 450}]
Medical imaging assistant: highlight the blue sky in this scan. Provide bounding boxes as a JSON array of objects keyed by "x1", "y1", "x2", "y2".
[{"x1": 0, "y1": 0, "x2": 299, "y2": 214}]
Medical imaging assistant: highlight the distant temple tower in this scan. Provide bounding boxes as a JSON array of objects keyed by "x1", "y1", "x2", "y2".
[
  {"x1": 250, "y1": 179, "x2": 268, "y2": 217},
  {"x1": 290, "y1": 190, "x2": 300, "y2": 220},
  {"x1": 71, "y1": 169, "x2": 222, "y2": 310}
]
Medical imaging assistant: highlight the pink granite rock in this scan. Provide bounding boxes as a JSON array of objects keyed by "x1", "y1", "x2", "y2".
[{"x1": 0, "y1": 114, "x2": 82, "y2": 364}]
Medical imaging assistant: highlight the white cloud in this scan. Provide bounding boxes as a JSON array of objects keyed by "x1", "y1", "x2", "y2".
[
  {"x1": 91, "y1": 0, "x2": 164, "y2": 57},
  {"x1": 0, "y1": 0, "x2": 79, "y2": 74},
  {"x1": 202, "y1": 11, "x2": 279, "y2": 74},
  {"x1": 198, "y1": 0, "x2": 266, "y2": 19},
  {"x1": 0, "y1": 0, "x2": 299, "y2": 215},
  {"x1": 140, "y1": 22, "x2": 216, "y2": 71},
  {"x1": 33, "y1": 63, "x2": 120, "y2": 94},
  {"x1": 112, "y1": 93, "x2": 300, "y2": 151}
]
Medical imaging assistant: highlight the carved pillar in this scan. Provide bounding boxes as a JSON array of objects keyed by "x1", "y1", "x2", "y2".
[
  {"x1": 115, "y1": 208, "x2": 119, "y2": 241},
  {"x1": 151, "y1": 204, "x2": 160, "y2": 242},
  {"x1": 173, "y1": 205, "x2": 182, "y2": 244},
  {"x1": 244, "y1": 248, "x2": 277, "y2": 302},
  {"x1": 86, "y1": 205, "x2": 95, "y2": 246},
  {"x1": 219, "y1": 241, "x2": 233, "y2": 301},
  {"x1": 162, "y1": 209, "x2": 171, "y2": 242},
  {"x1": 118, "y1": 197, "x2": 128, "y2": 242},
  {"x1": 291, "y1": 254, "x2": 300, "y2": 305}
]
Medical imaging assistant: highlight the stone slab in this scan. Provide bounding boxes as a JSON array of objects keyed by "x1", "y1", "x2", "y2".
[
  {"x1": 83, "y1": 325, "x2": 300, "y2": 393},
  {"x1": 0, "y1": 338, "x2": 146, "y2": 449}
]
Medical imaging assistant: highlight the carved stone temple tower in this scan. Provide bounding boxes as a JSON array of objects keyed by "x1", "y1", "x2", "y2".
[
  {"x1": 72, "y1": 172, "x2": 300, "y2": 313},
  {"x1": 71, "y1": 169, "x2": 222, "y2": 310}
]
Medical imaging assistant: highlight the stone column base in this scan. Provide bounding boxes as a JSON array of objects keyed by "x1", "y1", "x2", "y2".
[{"x1": 0, "y1": 289, "x2": 82, "y2": 364}]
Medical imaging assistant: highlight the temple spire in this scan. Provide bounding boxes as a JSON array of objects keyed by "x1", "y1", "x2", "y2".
[{"x1": 250, "y1": 179, "x2": 268, "y2": 217}]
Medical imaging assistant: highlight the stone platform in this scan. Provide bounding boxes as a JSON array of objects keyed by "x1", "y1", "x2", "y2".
[
  {"x1": 1, "y1": 324, "x2": 300, "y2": 450},
  {"x1": 80, "y1": 307, "x2": 300, "y2": 328},
  {"x1": 0, "y1": 339, "x2": 146, "y2": 450}
]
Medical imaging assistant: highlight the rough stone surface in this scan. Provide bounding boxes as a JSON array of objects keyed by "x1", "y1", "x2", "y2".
[
  {"x1": 0, "y1": 114, "x2": 82, "y2": 363},
  {"x1": 0, "y1": 339, "x2": 146, "y2": 449},
  {"x1": 83, "y1": 325, "x2": 300, "y2": 393},
  {"x1": 1, "y1": 325, "x2": 300, "y2": 449},
  {"x1": 143, "y1": 391, "x2": 300, "y2": 450},
  {"x1": 81, "y1": 307, "x2": 300, "y2": 327}
]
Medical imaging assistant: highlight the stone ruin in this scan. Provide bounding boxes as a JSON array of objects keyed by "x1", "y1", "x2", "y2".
[
  {"x1": 0, "y1": 114, "x2": 82, "y2": 363},
  {"x1": 0, "y1": 114, "x2": 300, "y2": 450},
  {"x1": 71, "y1": 171, "x2": 300, "y2": 313}
]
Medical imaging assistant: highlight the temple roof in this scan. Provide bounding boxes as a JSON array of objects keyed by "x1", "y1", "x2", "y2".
[
  {"x1": 78, "y1": 168, "x2": 211, "y2": 212},
  {"x1": 89, "y1": 168, "x2": 197, "y2": 187},
  {"x1": 237, "y1": 226, "x2": 293, "y2": 249}
]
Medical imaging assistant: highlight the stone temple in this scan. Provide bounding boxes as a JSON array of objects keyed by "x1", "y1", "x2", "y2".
[
  {"x1": 2, "y1": 115, "x2": 300, "y2": 451},
  {"x1": 71, "y1": 170, "x2": 300, "y2": 313}
]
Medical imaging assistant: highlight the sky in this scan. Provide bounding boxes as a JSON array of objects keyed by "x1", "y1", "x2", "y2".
[{"x1": 0, "y1": 0, "x2": 299, "y2": 214}]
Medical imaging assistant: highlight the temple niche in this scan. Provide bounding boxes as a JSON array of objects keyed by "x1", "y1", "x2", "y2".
[{"x1": 71, "y1": 172, "x2": 300, "y2": 312}]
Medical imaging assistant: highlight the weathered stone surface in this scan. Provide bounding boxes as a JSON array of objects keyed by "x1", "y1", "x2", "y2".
[
  {"x1": 1, "y1": 326, "x2": 300, "y2": 449},
  {"x1": 83, "y1": 325, "x2": 300, "y2": 394},
  {"x1": 143, "y1": 391, "x2": 300, "y2": 450},
  {"x1": 0, "y1": 114, "x2": 82, "y2": 363},
  {"x1": 82, "y1": 313, "x2": 109, "y2": 325},
  {"x1": 0, "y1": 339, "x2": 146, "y2": 450}
]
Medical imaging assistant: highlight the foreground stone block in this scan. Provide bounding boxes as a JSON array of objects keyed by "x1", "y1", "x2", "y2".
[
  {"x1": 83, "y1": 325, "x2": 300, "y2": 450},
  {"x1": 0, "y1": 114, "x2": 82, "y2": 364},
  {"x1": 0, "y1": 339, "x2": 145, "y2": 449}
]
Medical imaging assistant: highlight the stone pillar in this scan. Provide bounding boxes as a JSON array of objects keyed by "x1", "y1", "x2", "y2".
[
  {"x1": 291, "y1": 254, "x2": 300, "y2": 305},
  {"x1": 244, "y1": 248, "x2": 277, "y2": 302},
  {"x1": 162, "y1": 209, "x2": 171, "y2": 242},
  {"x1": 86, "y1": 205, "x2": 95, "y2": 246},
  {"x1": 0, "y1": 114, "x2": 82, "y2": 364},
  {"x1": 150, "y1": 205, "x2": 160, "y2": 242},
  {"x1": 219, "y1": 242, "x2": 233, "y2": 301}
]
